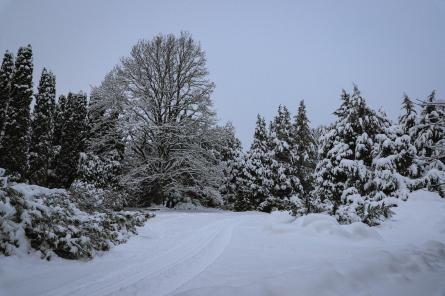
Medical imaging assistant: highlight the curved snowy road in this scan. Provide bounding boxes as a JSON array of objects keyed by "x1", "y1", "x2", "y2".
[{"x1": 1, "y1": 191, "x2": 445, "y2": 296}]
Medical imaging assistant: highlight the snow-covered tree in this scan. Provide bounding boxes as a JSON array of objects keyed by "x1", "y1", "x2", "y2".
[
  {"x1": 223, "y1": 153, "x2": 249, "y2": 209},
  {"x1": 235, "y1": 115, "x2": 273, "y2": 210},
  {"x1": 398, "y1": 94, "x2": 417, "y2": 135},
  {"x1": 292, "y1": 100, "x2": 316, "y2": 210},
  {"x1": 115, "y1": 32, "x2": 220, "y2": 207},
  {"x1": 54, "y1": 92, "x2": 88, "y2": 188},
  {"x1": 268, "y1": 105, "x2": 299, "y2": 199},
  {"x1": 312, "y1": 86, "x2": 398, "y2": 225},
  {"x1": 72, "y1": 70, "x2": 128, "y2": 209},
  {"x1": 87, "y1": 70, "x2": 125, "y2": 160},
  {"x1": 53, "y1": 94, "x2": 67, "y2": 148},
  {"x1": 0, "y1": 51, "x2": 14, "y2": 138},
  {"x1": 218, "y1": 123, "x2": 244, "y2": 207},
  {"x1": 75, "y1": 71, "x2": 126, "y2": 187},
  {"x1": 412, "y1": 91, "x2": 445, "y2": 165},
  {"x1": 410, "y1": 91, "x2": 445, "y2": 196},
  {"x1": 0, "y1": 45, "x2": 33, "y2": 180},
  {"x1": 29, "y1": 68, "x2": 56, "y2": 185}
]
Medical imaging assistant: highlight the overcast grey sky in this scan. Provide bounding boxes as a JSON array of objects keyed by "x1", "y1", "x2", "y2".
[{"x1": 0, "y1": 0, "x2": 444, "y2": 147}]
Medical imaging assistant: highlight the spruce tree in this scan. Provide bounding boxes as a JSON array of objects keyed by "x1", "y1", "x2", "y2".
[
  {"x1": 268, "y1": 105, "x2": 298, "y2": 199},
  {"x1": 0, "y1": 45, "x2": 33, "y2": 179},
  {"x1": 235, "y1": 115, "x2": 273, "y2": 210},
  {"x1": 390, "y1": 95, "x2": 420, "y2": 178},
  {"x1": 333, "y1": 89, "x2": 351, "y2": 118},
  {"x1": 312, "y1": 86, "x2": 396, "y2": 225},
  {"x1": 74, "y1": 76, "x2": 127, "y2": 196},
  {"x1": 29, "y1": 68, "x2": 56, "y2": 185},
  {"x1": 55, "y1": 92, "x2": 88, "y2": 188},
  {"x1": 410, "y1": 91, "x2": 445, "y2": 196},
  {"x1": 292, "y1": 100, "x2": 316, "y2": 211},
  {"x1": 86, "y1": 89, "x2": 124, "y2": 159},
  {"x1": 412, "y1": 91, "x2": 445, "y2": 163},
  {"x1": 398, "y1": 94, "x2": 417, "y2": 135},
  {"x1": 0, "y1": 51, "x2": 14, "y2": 138},
  {"x1": 218, "y1": 123, "x2": 244, "y2": 208},
  {"x1": 53, "y1": 94, "x2": 67, "y2": 147}
]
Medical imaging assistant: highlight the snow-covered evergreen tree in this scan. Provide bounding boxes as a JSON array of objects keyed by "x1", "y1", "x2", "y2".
[
  {"x1": 29, "y1": 68, "x2": 56, "y2": 185},
  {"x1": 0, "y1": 51, "x2": 14, "y2": 138},
  {"x1": 398, "y1": 94, "x2": 417, "y2": 135},
  {"x1": 72, "y1": 73, "x2": 128, "y2": 209},
  {"x1": 412, "y1": 91, "x2": 445, "y2": 164},
  {"x1": 54, "y1": 92, "x2": 88, "y2": 188},
  {"x1": 292, "y1": 100, "x2": 316, "y2": 211},
  {"x1": 53, "y1": 94, "x2": 67, "y2": 148},
  {"x1": 86, "y1": 70, "x2": 125, "y2": 160},
  {"x1": 75, "y1": 72, "x2": 125, "y2": 190},
  {"x1": 312, "y1": 86, "x2": 398, "y2": 225},
  {"x1": 268, "y1": 105, "x2": 299, "y2": 199},
  {"x1": 0, "y1": 45, "x2": 33, "y2": 180},
  {"x1": 218, "y1": 122, "x2": 244, "y2": 207},
  {"x1": 410, "y1": 91, "x2": 445, "y2": 196},
  {"x1": 236, "y1": 115, "x2": 273, "y2": 210}
]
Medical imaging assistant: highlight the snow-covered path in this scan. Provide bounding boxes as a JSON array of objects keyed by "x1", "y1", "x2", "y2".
[{"x1": 1, "y1": 191, "x2": 445, "y2": 296}]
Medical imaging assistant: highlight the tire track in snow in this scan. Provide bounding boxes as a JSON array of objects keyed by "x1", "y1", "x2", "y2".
[{"x1": 44, "y1": 217, "x2": 239, "y2": 296}]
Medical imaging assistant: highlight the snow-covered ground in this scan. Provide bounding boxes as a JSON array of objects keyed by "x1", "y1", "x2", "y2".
[{"x1": 1, "y1": 191, "x2": 445, "y2": 296}]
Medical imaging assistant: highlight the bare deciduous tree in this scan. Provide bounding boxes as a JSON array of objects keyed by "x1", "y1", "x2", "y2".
[{"x1": 115, "y1": 32, "x2": 221, "y2": 206}]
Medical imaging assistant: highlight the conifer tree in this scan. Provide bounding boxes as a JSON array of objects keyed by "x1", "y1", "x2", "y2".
[
  {"x1": 55, "y1": 92, "x2": 88, "y2": 188},
  {"x1": 268, "y1": 105, "x2": 298, "y2": 199},
  {"x1": 312, "y1": 86, "x2": 396, "y2": 225},
  {"x1": 398, "y1": 94, "x2": 417, "y2": 135},
  {"x1": 410, "y1": 91, "x2": 445, "y2": 196},
  {"x1": 0, "y1": 51, "x2": 14, "y2": 138},
  {"x1": 47, "y1": 94, "x2": 68, "y2": 187},
  {"x1": 292, "y1": 100, "x2": 316, "y2": 210},
  {"x1": 412, "y1": 91, "x2": 445, "y2": 163},
  {"x1": 87, "y1": 93, "x2": 119, "y2": 158},
  {"x1": 223, "y1": 153, "x2": 249, "y2": 209},
  {"x1": 29, "y1": 68, "x2": 56, "y2": 185},
  {"x1": 74, "y1": 72, "x2": 127, "y2": 196},
  {"x1": 218, "y1": 123, "x2": 244, "y2": 207},
  {"x1": 235, "y1": 115, "x2": 273, "y2": 210},
  {"x1": 333, "y1": 89, "x2": 351, "y2": 118},
  {"x1": 0, "y1": 45, "x2": 33, "y2": 179},
  {"x1": 53, "y1": 94, "x2": 67, "y2": 147}
]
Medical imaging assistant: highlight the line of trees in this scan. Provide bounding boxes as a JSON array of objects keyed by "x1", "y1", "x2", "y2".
[
  {"x1": 0, "y1": 34, "x2": 240, "y2": 210},
  {"x1": 225, "y1": 86, "x2": 445, "y2": 225},
  {"x1": 0, "y1": 33, "x2": 443, "y2": 225},
  {"x1": 0, "y1": 45, "x2": 90, "y2": 189}
]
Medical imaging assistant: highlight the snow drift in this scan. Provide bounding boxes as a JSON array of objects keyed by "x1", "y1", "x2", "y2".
[{"x1": 1, "y1": 190, "x2": 445, "y2": 296}]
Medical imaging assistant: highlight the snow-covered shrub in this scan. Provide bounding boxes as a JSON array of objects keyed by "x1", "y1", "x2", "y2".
[
  {"x1": 77, "y1": 152, "x2": 122, "y2": 191},
  {"x1": 335, "y1": 189, "x2": 395, "y2": 226},
  {"x1": 71, "y1": 152, "x2": 126, "y2": 211},
  {"x1": 408, "y1": 168, "x2": 445, "y2": 197},
  {"x1": 257, "y1": 196, "x2": 304, "y2": 216},
  {"x1": 70, "y1": 180, "x2": 126, "y2": 212},
  {"x1": 0, "y1": 187, "x2": 24, "y2": 255},
  {"x1": 0, "y1": 185, "x2": 152, "y2": 260},
  {"x1": 0, "y1": 167, "x2": 7, "y2": 188}
]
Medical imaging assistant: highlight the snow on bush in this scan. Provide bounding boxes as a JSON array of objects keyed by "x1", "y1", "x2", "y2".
[
  {"x1": 0, "y1": 184, "x2": 152, "y2": 260},
  {"x1": 257, "y1": 195, "x2": 304, "y2": 216},
  {"x1": 70, "y1": 180, "x2": 126, "y2": 212}
]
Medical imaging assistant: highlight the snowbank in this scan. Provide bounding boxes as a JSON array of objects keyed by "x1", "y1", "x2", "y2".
[{"x1": 1, "y1": 190, "x2": 444, "y2": 296}]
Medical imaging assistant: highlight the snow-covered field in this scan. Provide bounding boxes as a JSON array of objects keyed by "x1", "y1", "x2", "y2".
[{"x1": 1, "y1": 191, "x2": 445, "y2": 296}]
